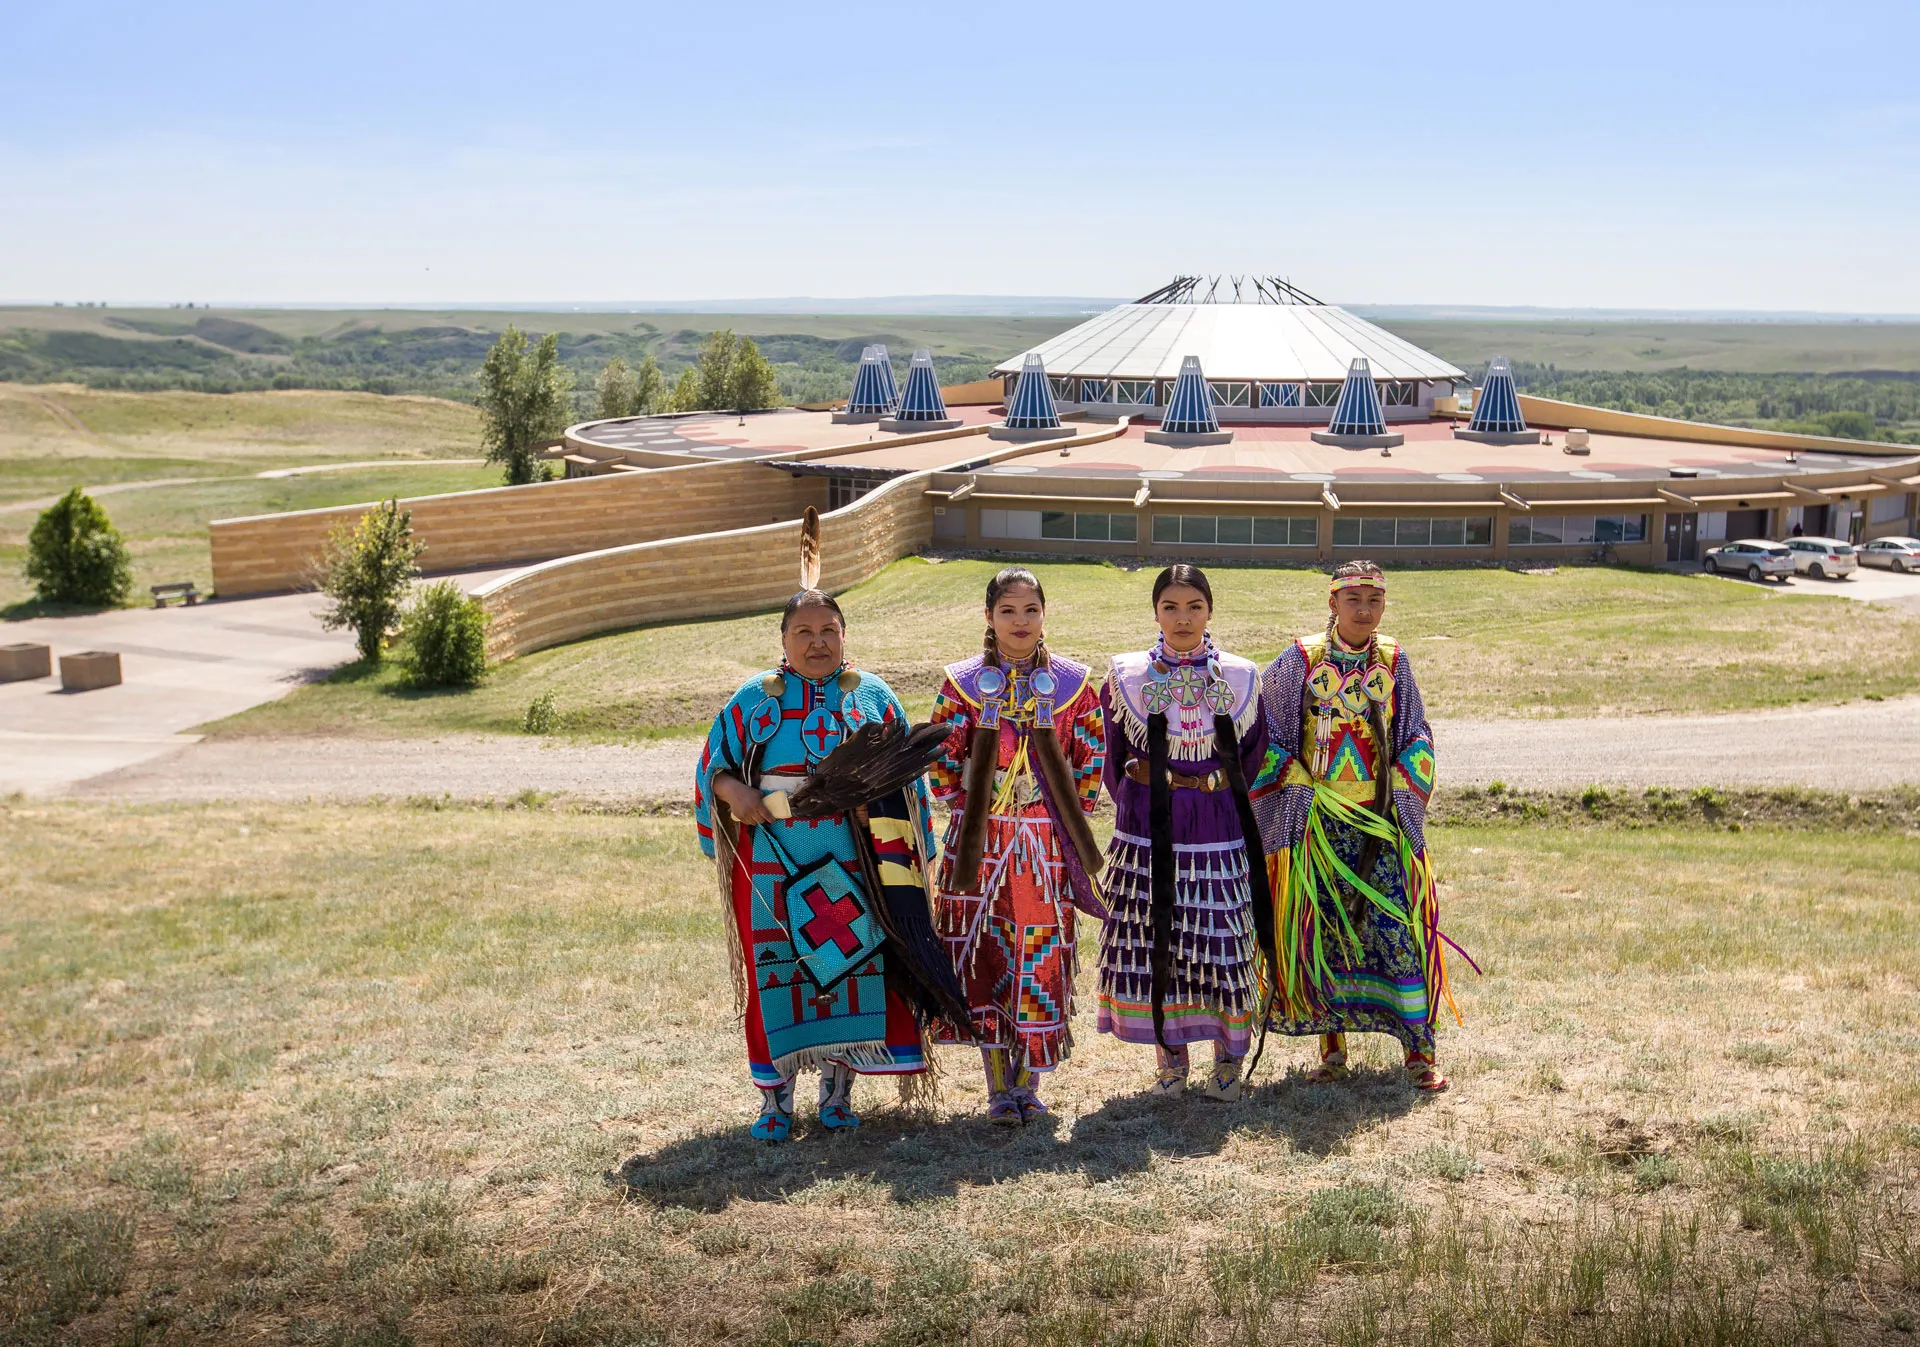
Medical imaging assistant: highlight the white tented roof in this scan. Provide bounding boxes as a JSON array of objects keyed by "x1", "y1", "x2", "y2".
[{"x1": 993, "y1": 303, "x2": 1465, "y2": 383}]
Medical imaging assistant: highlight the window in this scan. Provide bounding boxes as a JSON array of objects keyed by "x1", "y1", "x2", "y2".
[
  {"x1": 1380, "y1": 380, "x2": 1419, "y2": 407},
  {"x1": 1305, "y1": 381, "x2": 1342, "y2": 407},
  {"x1": 1511, "y1": 514, "x2": 1648, "y2": 545},
  {"x1": 1114, "y1": 380, "x2": 1155, "y2": 406},
  {"x1": 1152, "y1": 515, "x2": 1316, "y2": 546},
  {"x1": 828, "y1": 476, "x2": 876, "y2": 510},
  {"x1": 979, "y1": 508, "x2": 1041, "y2": 540},
  {"x1": 1335, "y1": 516, "x2": 1495, "y2": 547},
  {"x1": 1049, "y1": 376, "x2": 1077, "y2": 403},
  {"x1": 1259, "y1": 381, "x2": 1303, "y2": 408},
  {"x1": 1041, "y1": 511, "x2": 1136, "y2": 542},
  {"x1": 1208, "y1": 381, "x2": 1251, "y2": 408},
  {"x1": 1079, "y1": 379, "x2": 1113, "y2": 404},
  {"x1": 1873, "y1": 493, "x2": 1912, "y2": 523}
]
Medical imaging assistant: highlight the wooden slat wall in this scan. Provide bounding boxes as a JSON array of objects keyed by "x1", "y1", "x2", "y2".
[
  {"x1": 478, "y1": 472, "x2": 936, "y2": 660},
  {"x1": 208, "y1": 461, "x2": 824, "y2": 596}
]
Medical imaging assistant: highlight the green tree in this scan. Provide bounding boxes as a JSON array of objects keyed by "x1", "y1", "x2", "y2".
[
  {"x1": 668, "y1": 366, "x2": 701, "y2": 412},
  {"x1": 594, "y1": 356, "x2": 640, "y2": 419},
  {"x1": 478, "y1": 326, "x2": 575, "y2": 485},
  {"x1": 727, "y1": 337, "x2": 781, "y2": 411},
  {"x1": 694, "y1": 329, "x2": 740, "y2": 410},
  {"x1": 634, "y1": 352, "x2": 666, "y2": 414},
  {"x1": 399, "y1": 580, "x2": 489, "y2": 687},
  {"x1": 316, "y1": 499, "x2": 424, "y2": 663},
  {"x1": 25, "y1": 487, "x2": 133, "y2": 607}
]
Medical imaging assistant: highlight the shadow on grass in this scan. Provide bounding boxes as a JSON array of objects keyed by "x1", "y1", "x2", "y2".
[
  {"x1": 610, "y1": 1063, "x2": 1425, "y2": 1211},
  {"x1": 2, "y1": 597, "x2": 121, "y2": 621}
]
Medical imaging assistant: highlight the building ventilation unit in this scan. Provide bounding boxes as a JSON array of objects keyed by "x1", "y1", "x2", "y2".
[
  {"x1": 832, "y1": 346, "x2": 899, "y2": 423},
  {"x1": 1453, "y1": 355, "x2": 1542, "y2": 444},
  {"x1": 1311, "y1": 357, "x2": 1404, "y2": 449},
  {"x1": 989, "y1": 354, "x2": 1074, "y2": 441},
  {"x1": 880, "y1": 349, "x2": 960, "y2": 431},
  {"x1": 1145, "y1": 355, "x2": 1233, "y2": 445}
]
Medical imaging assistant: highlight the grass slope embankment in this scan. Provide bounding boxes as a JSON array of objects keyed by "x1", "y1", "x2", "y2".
[
  {"x1": 209, "y1": 557, "x2": 1920, "y2": 740},
  {"x1": 0, "y1": 799, "x2": 1915, "y2": 1343}
]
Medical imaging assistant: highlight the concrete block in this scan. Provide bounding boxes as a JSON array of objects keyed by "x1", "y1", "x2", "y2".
[
  {"x1": 1312, "y1": 430, "x2": 1406, "y2": 449},
  {"x1": 59, "y1": 650, "x2": 123, "y2": 691},
  {"x1": 1, "y1": 643, "x2": 53, "y2": 682}
]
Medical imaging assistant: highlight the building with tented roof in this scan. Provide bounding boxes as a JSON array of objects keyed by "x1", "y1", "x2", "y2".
[{"x1": 993, "y1": 277, "x2": 1464, "y2": 424}]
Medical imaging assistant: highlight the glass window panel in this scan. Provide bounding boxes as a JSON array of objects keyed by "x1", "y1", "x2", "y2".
[
  {"x1": 1074, "y1": 512, "x2": 1109, "y2": 541},
  {"x1": 1049, "y1": 377, "x2": 1076, "y2": 403},
  {"x1": 1152, "y1": 514, "x2": 1179, "y2": 544},
  {"x1": 1218, "y1": 516, "x2": 1253, "y2": 545},
  {"x1": 1360, "y1": 517, "x2": 1395, "y2": 548},
  {"x1": 1623, "y1": 514, "x2": 1646, "y2": 542},
  {"x1": 1465, "y1": 516, "x2": 1492, "y2": 545},
  {"x1": 1281, "y1": 383, "x2": 1303, "y2": 407},
  {"x1": 1258, "y1": 382, "x2": 1283, "y2": 408},
  {"x1": 1004, "y1": 510, "x2": 1042, "y2": 540},
  {"x1": 1333, "y1": 517, "x2": 1360, "y2": 547},
  {"x1": 1252, "y1": 516, "x2": 1288, "y2": 545},
  {"x1": 980, "y1": 508, "x2": 1008, "y2": 538},
  {"x1": 1291, "y1": 516, "x2": 1319, "y2": 546},
  {"x1": 1041, "y1": 510, "x2": 1074, "y2": 540},
  {"x1": 1566, "y1": 516, "x2": 1598, "y2": 544},
  {"x1": 1115, "y1": 380, "x2": 1154, "y2": 405},
  {"x1": 1507, "y1": 517, "x2": 1531, "y2": 546},
  {"x1": 1596, "y1": 515, "x2": 1623, "y2": 543},
  {"x1": 1208, "y1": 382, "x2": 1250, "y2": 407},
  {"x1": 1110, "y1": 513, "x2": 1138, "y2": 542},
  {"x1": 1529, "y1": 516, "x2": 1563, "y2": 545},
  {"x1": 1396, "y1": 518, "x2": 1432, "y2": 547},
  {"x1": 1079, "y1": 379, "x2": 1111, "y2": 404},
  {"x1": 1431, "y1": 516, "x2": 1465, "y2": 547},
  {"x1": 1306, "y1": 382, "x2": 1342, "y2": 407},
  {"x1": 1181, "y1": 515, "x2": 1217, "y2": 545}
]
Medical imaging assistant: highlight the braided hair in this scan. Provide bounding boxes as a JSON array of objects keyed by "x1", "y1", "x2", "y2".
[{"x1": 983, "y1": 567, "x2": 1049, "y2": 669}]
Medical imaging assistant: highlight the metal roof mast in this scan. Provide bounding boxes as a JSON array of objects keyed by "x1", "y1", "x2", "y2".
[{"x1": 1133, "y1": 275, "x2": 1327, "y2": 305}]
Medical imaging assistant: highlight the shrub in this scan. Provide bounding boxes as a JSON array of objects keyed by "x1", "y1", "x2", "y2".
[
  {"x1": 316, "y1": 499, "x2": 424, "y2": 663},
  {"x1": 398, "y1": 581, "x2": 489, "y2": 688},
  {"x1": 24, "y1": 487, "x2": 133, "y2": 607},
  {"x1": 523, "y1": 693, "x2": 558, "y2": 735}
]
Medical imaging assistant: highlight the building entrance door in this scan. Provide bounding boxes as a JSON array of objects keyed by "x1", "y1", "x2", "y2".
[{"x1": 1664, "y1": 512, "x2": 1698, "y2": 562}]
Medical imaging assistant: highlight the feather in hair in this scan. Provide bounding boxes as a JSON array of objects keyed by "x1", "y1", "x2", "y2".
[{"x1": 798, "y1": 506, "x2": 821, "y2": 590}]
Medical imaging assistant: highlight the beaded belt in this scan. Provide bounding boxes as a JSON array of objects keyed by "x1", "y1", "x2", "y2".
[{"x1": 1123, "y1": 760, "x2": 1228, "y2": 792}]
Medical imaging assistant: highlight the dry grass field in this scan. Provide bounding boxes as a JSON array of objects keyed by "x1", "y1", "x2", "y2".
[
  {"x1": 2, "y1": 799, "x2": 1916, "y2": 1345},
  {"x1": 212, "y1": 557, "x2": 1920, "y2": 741}
]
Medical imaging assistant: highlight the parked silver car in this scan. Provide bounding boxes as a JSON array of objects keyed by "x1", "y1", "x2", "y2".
[
  {"x1": 1704, "y1": 539, "x2": 1795, "y2": 582},
  {"x1": 1858, "y1": 536, "x2": 1920, "y2": 572},
  {"x1": 1784, "y1": 536, "x2": 1857, "y2": 579}
]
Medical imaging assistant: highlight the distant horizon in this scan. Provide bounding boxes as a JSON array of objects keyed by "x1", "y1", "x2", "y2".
[{"x1": 8, "y1": 297, "x2": 1920, "y2": 324}]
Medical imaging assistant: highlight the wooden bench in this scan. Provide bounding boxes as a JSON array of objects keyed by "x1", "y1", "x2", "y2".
[{"x1": 151, "y1": 581, "x2": 200, "y2": 608}]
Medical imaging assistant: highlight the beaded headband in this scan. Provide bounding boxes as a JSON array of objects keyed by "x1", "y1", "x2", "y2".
[{"x1": 1330, "y1": 573, "x2": 1386, "y2": 594}]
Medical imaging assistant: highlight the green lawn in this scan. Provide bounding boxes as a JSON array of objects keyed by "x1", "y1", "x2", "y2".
[
  {"x1": 210, "y1": 558, "x2": 1920, "y2": 740},
  {"x1": 1, "y1": 800, "x2": 1914, "y2": 1344},
  {"x1": 0, "y1": 463, "x2": 502, "y2": 612}
]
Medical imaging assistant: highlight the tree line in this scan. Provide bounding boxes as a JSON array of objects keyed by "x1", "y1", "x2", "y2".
[{"x1": 478, "y1": 326, "x2": 785, "y2": 484}]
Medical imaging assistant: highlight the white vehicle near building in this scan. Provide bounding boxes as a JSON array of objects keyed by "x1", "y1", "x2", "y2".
[
  {"x1": 1783, "y1": 536, "x2": 1857, "y2": 579},
  {"x1": 1858, "y1": 537, "x2": 1920, "y2": 572},
  {"x1": 1703, "y1": 539, "x2": 1795, "y2": 582}
]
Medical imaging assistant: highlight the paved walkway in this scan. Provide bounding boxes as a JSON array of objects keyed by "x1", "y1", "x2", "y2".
[
  {"x1": 1, "y1": 567, "x2": 518, "y2": 795},
  {"x1": 62, "y1": 693, "x2": 1920, "y2": 804}
]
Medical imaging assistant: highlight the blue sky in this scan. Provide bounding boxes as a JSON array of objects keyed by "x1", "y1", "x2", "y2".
[{"x1": 5, "y1": 0, "x2": 1917, "y2": 311}]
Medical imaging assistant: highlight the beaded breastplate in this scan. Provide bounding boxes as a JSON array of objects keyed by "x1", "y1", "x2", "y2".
[{"x1": 1299, "y1": 633, "x2": 1399, "y2": 802}]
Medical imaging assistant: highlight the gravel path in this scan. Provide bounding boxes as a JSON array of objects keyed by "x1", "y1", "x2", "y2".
[{"x1": 65, "y1": 694, "x2": 1920, "y2": 803}]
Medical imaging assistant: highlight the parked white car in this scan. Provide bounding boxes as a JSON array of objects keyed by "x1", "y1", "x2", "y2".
[
  {"x1": 1703, "y1": 539, "x2": 1795, "y2": 582},
  {"x1": 1858, "y1": 537, "x2": 1920, "y2": 572},
  {"x1": 1784, "y1": 536, "x2": 1858, "y2": 579}
]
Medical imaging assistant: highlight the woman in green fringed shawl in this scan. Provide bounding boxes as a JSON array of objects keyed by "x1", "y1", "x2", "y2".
[{"x1": 1250, "y1": 560, "x2": 1471, "y2": 1091}]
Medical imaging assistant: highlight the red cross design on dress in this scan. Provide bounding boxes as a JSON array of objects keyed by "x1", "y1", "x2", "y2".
[
  {"x1": 799, "y1": 885, "x2": 866, "y2": 956},
  {"x1": 803, "y1": 720, "x2": 836, "y2": 754},
  {"x1": 752, "y1": 706, "x2": 779, "y2": 737}
]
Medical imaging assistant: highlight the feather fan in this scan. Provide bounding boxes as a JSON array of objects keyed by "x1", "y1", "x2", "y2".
[
  {"x1": 798, "y1": 506, "x2": 821, "y2": 590},
  {"x1": 788, "y1": 720, "x2": 951, "y2": 819}
]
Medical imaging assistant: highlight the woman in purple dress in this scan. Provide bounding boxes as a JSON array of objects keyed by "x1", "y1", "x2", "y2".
[{"x1": 1096, "y1": 565, "x2": 1275, "y2": 1101}]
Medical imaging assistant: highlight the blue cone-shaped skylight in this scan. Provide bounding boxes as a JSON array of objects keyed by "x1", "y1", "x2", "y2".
[
  {"x1": 1160, "y1": 355, "x2": 1221, "y2": 435},
  {"x1": 893, "y1": 349, "x2": 951, "y2": 422},
  {"x1": 846, "y1": 345, "x2": 898, "y2": 416},
  {"x1": 1004, "y1": 354, "x2": 1062, "y2": 430},
  {"x1": 1469, "y1": 355, "x2": 1528, "y2": 434},
  {"x1": 1326, "y1": 357, "x2": 1388, "y2": 437}
]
